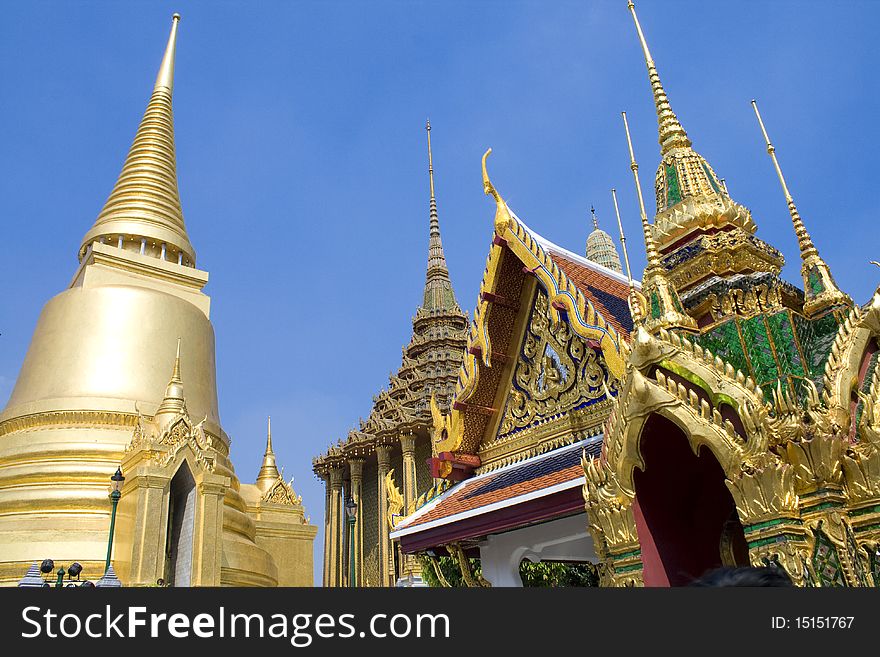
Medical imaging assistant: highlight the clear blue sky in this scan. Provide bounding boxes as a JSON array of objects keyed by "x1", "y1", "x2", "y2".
[{"x1": 1, "y1": 1, "x2": 877, "y2": 586}]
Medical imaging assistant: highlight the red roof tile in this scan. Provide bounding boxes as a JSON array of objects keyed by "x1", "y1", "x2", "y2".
[
  {"x1": 546, "y1": 251, "x2": 634, "y2": 337},
  {"x1": 399, "y1": 442, "x2": 595, "y2": 531}
]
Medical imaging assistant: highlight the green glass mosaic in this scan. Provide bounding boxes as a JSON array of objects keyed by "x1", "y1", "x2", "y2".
[
  {"x1": 650, "y1": 291, "x2": 661, "y2": 319},
  {"x1": 672, "y1": 293, "x2": 684, "y2": 313},
  {"x1": 871, "y1": 550, "x2": 880, "y2": 587},
  {"x1": 792, "y1": 312, "x2": 840, "y2": 384},
  {"x1": 766, "y1": 311, "x2": 806, "y2": 379},
  {"x1": 740, "y1": 315, "x2": 780, "y2": 396},
  {"x1": 693, "y1": 320, "x2": 751, "y2": 379},
  {"x1": 702, "y1": 162, "x2": 721, "y2": 193},
  {"x1": 812, "y1": 529, "x2": 846, "y2": 587},
  {"x1": 807, "y1": 266, "x2": 825, "y2": 295},
  {"x1": 665, "y1": 164, "x2": 681, "y2": 206}
]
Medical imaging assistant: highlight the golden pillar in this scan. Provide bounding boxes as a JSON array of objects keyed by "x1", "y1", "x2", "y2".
[
  {"x1": 398, "y1": 433, "x2": 421, "y2": 581},
  {"x1": 321, "y1": 473, "x2": 330, "y2": 587},
  {"x1": 376, "y1": 444, "x2": 395, "y2": 587},
  {"x1": 341, "y1": 477, "x2": 351, "y2": 587},
  {"x1": 348, "y1": 458, "x2": 365, "y2": 587},
  {"x1": 327, "y1": 466, "x2": 344, "y2": 587}
]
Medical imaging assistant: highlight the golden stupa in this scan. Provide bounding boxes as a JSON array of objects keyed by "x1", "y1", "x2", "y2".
[{"x1": 0, "y1": 14, "x2": 316, "y2": 587}]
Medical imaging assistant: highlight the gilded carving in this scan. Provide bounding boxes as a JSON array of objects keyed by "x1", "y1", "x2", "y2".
[{"x1": 497, "y1": 291, "x2": 610, "y2": 438}]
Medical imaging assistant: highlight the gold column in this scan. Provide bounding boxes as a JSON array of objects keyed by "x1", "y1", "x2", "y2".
[
  {"x1": 376, "y1": 444, "x2": 394, "y2": 587},
  {"x1": 321, "y1": 473, "x2": 330, "y2": 587},
  {"x1": 398, "y1": 433, "x2": 421, "y2": 580},
  {"x1": 328, "y1": 466, "x2": 344, "y2": 587},
  {"x1": 348, "y1": 458, "x2": 365, "y2": 587},
  {"x1": 341, "y1": 477, "x2": 351, "y2": 587}
]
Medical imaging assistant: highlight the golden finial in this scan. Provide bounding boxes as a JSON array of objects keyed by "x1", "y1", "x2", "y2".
[
  {"x1": 590, "y1": 206, "x2": 600, "y2": 231},
  {"x1": 155, "y1": 13, "x2": 181, "y2": 92},
  {"x1": 611, "y1": 189, "x2": 634, "y2": 284},
  {"x1": 622, "y1": 112, "x2": 695, "y2": 331},
  {"x1": 79, "y1": 13, "x2": 195, "y2": 265},
  {"x1": 256, "y1": 414, "x2": 281, "y2": 490},
  {"x1": 155, "y1": 338, "x2": 186, "y2": 423},
  {"x1": 170, "y1": 336, "x2": 182, "y2": 384},
  {"x1": 482, "y1": 148, "x2": 512, "y2": 234},
  {"x1": 751, "y1": 99, "x2": 850, "y2": 316},
  {"x1": 612, "y1": 187, "x2": 646, "y2": 325},
  {"x1": 426, "y1": 119, "x2": 435, "y2": 200},
  {"x1": 622, "y1": 112, "x2": 662, "y2": 273},
  {"x1": 422, "y1": 121, "x2": 458, "y2": 311},
  {"x1": 627, "y1": 1, "x2": 691, "y2": 155}
]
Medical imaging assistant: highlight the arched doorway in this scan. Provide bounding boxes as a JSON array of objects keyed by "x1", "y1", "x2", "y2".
[
  {"x1": 165, "y1": 463, "x2": 197, "y2": 587},
  {"x1": 632, "y1": 414, "x2": 749, "y2": 586}
]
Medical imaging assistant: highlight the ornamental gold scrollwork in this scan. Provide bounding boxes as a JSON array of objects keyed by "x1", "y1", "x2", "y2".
[
  {"x1": 385, "y1": 469, "x2": 404, "y2": 530},
  {"x1": 707, "y1": 283, "x2": 783, "y2": 322},
  {"x1": 497, "y1": 291, "x2": 611, "y2": 438},
  {"x1": 725, "y1": 453, "x2": 798, "y2": 524},
  {"x1": 581, "y1": 453, "x2": 639, "y2": 558}
]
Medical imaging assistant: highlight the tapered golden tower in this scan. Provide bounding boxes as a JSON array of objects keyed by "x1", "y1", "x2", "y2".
[{"x1": 0, "y1": 14, "x2": 314, "y2": 587}]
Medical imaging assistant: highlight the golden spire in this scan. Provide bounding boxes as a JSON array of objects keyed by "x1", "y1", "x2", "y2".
[
  {"x1": 611, "y1": 189, "x2": 634, "y2": 284},
  {"x1": 622, "y1": 112, "x2": 695, "y2": 331},
  {"x1": 612, "y1": 187, "x2": 647, "y2": 325},
  {"x1": 155, "y1": 337, "x2": 186, "y2": 421},
  {"x1": 422, "y1": 120, "x2": 459, "y2": 312},
  {"x1": 622, "y1": 112, "x2": 662, "y2": 274},
  {"x1": 256, "y1": 415, "x2": 281, "y2": 490},
  {"x1": 751, "y1": 100, "x2": 850, "y2": 317},
  {"x1": 627, "y1": 1, "x2": 691, "y2": 156},
  {"x1": 79, "y1": 13, "x2": 196, "y2": 267}
]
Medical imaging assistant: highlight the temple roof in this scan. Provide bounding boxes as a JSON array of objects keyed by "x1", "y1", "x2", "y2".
[
  {"x1": 520, "y1": 218, "x2": 635, "y2": 337},
  {"x1": 391, "y1": 439, "x2": 600, "y2": 550}
]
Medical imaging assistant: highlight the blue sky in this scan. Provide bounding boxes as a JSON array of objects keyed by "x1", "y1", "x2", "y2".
[{"x1": 1, "y1": 1, "x2": 877, "y2": 586}]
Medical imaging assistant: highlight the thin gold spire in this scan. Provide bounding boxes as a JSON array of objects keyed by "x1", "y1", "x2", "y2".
[
  {"x1": 155, "y1": 13, "x2": 180, "y2": 92},
  {"x1": 622, "y1": 112, "x2": 695, "y2": 331},
  {"x1": 751, "y1": 100, "x2": 817, "y2": 260},
  {"x1": 256, "y1": 415, "x2": 281, "y2": 489},
  {"x1": 611, "y1": 189, "x2": 634, "y2": 285},
  {"x1": 622, "y1": 112, "x2": 662, "y2": 274},
  {"x1": 751, "y1": 99, "x2": 850, "y2": 316},
  {"x1": 422, "y1": 120, "x2": 459, "y2": 312},
  {"x1": 627, "y1": 1, "x2": 691, "y2": 155},
  {"x1": 155, "y1": 337, "x2": 185, "y2": 421},
  {"x1": 427, "y1": 119, "x2": 435, "y2": 200},
  {"x1": 79, "y1": 13, "x2": 195, "y2": 266}
]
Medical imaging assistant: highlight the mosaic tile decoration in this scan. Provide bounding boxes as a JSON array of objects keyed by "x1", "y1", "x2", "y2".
[{"x1": 812, "y1": 528, "x2": 847, "y2": 587}]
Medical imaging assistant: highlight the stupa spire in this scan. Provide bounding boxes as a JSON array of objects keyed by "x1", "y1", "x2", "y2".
[
  {"x1": 622, "y1": 111, "x2": 695, "y2": 331},
  {"x1": 79, "y1": 13, "x2": 196, "y2": 267},
  {"x1": 627, "y1": 1, "x2": 691, "y2": 156},
  {"x1": 585, "y1": 205, "x2": 624, "y2": 273},
  {"x1": 155, "y1": 338, "x2": 186, "y2": 422},
  {"x1": 751, "y1": 100, "x2": 850, "y2": 317},
  {"x1": 422, "y1": 120, "x2": 459, "y2": 312},
  {"x1": 256, "y1": 416, "x2": 281, "y2": 490}
]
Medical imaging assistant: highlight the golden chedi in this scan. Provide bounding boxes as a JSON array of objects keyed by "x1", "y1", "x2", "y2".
[{"x1": 0, "y1": 14, "x2": 315, "y2": 587}]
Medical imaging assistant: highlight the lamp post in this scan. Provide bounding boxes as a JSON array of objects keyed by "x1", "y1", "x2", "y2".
[
  {"x1": 344, "y1": 496, "x2": 357, "y2": 587},
  {"x1": 105, "y1": 467, "x2": 125, "y2": 573}
]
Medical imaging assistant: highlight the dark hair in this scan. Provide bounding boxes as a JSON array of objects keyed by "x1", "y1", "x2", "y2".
[{"x1": 689, "y1": 566, "x2": 794, "y2": 587}]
